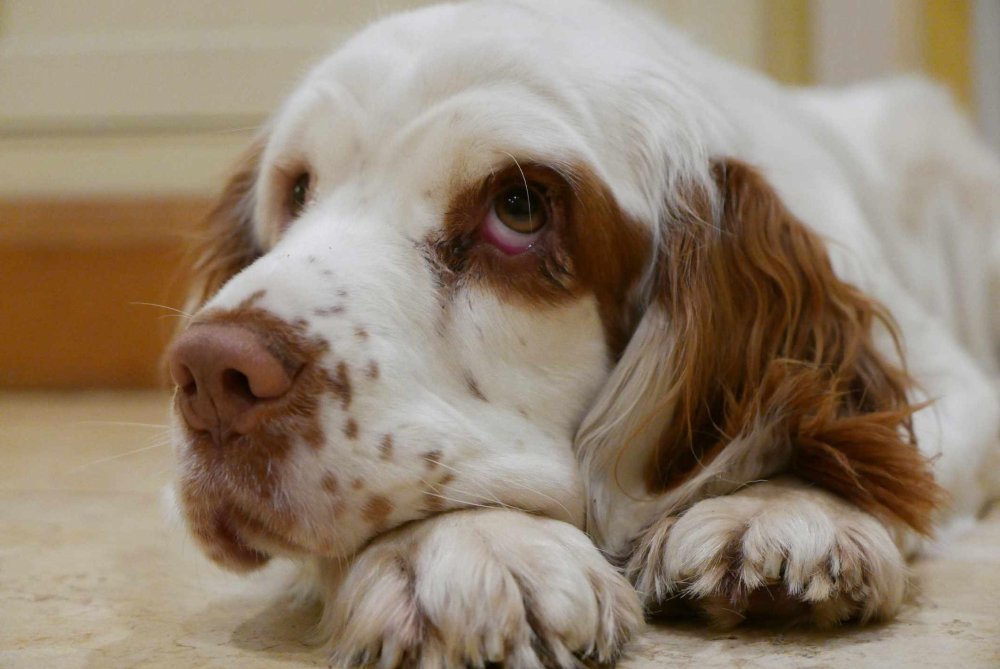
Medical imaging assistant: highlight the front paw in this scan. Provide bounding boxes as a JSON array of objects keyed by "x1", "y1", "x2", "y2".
[
  {"x1": 627, "y1": 478, "x2": 907, "y2": 628},
  {"x1": 327, "y1": 509, "x2": 642, "y2": 668}
]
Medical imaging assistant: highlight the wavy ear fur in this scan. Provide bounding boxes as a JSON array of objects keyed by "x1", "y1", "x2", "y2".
[
  {"x1": 579, "y1": 159, "x2": 942, "y2": 550},
  {"x1": 184, "y1": 138, "x2": 265, "y2": 310}
]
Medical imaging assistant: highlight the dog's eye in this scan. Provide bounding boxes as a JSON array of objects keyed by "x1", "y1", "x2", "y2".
[
  {"x1": 289, "y1": 173, "x2": 310, "y2": 217},
  {"x1": 492, "y1": 186, "x2": 547, "y2": 234}
]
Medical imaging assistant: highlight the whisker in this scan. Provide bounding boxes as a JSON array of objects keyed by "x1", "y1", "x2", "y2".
[
  {"x1": 432, "y1": 458, "x2": 573, "y2": 520},
  {"x1": 129, "y1": 301, "x2": 192, "y2": 318},
  {"x1": 71, "y1": 420, "x2": 169, "y2": 430},
  {"x1": 422, "y1": 489, "x2": 511, "y2": 512},
  {"x1": 418, "y1": 464, "x2": 510, "y2": 509},
  {"x1": 68, "y1": 441, "x2": 168, "y2": 472},
  {"x1": 413, "y1": 468, "x2": 513, "y2": 512},
  {"x1": 503, "y1": 151, "x2": 532, "y2": 220}
]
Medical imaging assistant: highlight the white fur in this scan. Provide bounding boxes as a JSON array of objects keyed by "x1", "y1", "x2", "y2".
[{"x1": 171, "y1": 0, "x2": 1000, "y2": 663}]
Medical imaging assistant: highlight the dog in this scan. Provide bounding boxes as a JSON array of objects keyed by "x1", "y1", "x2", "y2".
[{"x1": 166, "y1": 1, "x2": 1000, "y2": 666}]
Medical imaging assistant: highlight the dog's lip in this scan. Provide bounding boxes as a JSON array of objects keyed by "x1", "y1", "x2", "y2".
[
  {"x1": 212, "y1": 509, "x2": 273, "y2": 570},
  {"x1": 220, "y1": 503, "x2": 311, "y2": 557}
]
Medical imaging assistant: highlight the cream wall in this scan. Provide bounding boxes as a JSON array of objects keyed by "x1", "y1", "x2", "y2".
[
  {"x1": 0, "y1": 0, "x2": 774, "y2": 197},
  {"x1": 973, "y1": 0, "x2": 1000, "y2": 154}
]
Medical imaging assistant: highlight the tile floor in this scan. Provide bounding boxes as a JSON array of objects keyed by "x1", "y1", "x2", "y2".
[{"x1": 1, "y1": 392, "x2": 998, "y2": 668}]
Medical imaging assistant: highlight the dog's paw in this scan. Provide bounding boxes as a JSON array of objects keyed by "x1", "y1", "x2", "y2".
[
  {"x1": 627, "y1": 478, "x2": 907, "y2": 628},
  {"x1": 327, "y1": 508, "x2": 642, "y2": 668}
]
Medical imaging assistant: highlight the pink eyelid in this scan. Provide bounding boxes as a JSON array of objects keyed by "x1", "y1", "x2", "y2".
[{"x1": 480, "y1": 207, "x2": 545, "y2": 255}]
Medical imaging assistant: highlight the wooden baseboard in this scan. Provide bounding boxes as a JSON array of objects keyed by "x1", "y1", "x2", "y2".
[{"x1": 0, "y1": 198, "x2": 210, "y2": 388}]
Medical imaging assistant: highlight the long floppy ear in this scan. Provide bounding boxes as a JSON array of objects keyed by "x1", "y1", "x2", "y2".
[
  {"x1": 184, "y1": 137, "x2": 266, "y2": 310},
  {"x1": 577, "y1": 159, "x2": 943, "y2": 554}
]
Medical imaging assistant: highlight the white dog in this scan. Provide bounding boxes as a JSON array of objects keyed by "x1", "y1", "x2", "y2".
[{"x1": 167, "y1": 1, "x2": 1000, "y2": 666}]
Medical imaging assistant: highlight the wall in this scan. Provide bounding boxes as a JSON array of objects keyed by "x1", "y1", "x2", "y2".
[
  {"x1": 0, "y1": 1, "x2": 985, "y2": 387},
  {"x1": 0, "y1": 0, "x2": 790, "y2": 198}
]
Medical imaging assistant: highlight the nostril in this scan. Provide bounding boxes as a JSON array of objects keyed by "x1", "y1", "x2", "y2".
[
  {"x1": 171, "y1": 361, "x2": 198, "y2": 396},
  {"x1": 222, "y1": 368, "x2": 256, "y2": 403}
]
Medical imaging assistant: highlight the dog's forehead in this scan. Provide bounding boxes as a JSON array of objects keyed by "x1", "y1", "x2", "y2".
[
  {"x1": 262, "y1": 1, "x2": 661, "y2": 177},
  {"x1": 273, "y1": 25, "x2": 591, "y2": 157}
]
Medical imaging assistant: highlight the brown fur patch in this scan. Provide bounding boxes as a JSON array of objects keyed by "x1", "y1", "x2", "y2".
[
  {"x1": 354, "y1": 327, "x2": 369, "y2": 341},
  {"x1": 379, "y1": 434, "x2": 395, "y2": 460},
  {"x1": 327, "y1": 361, "x2": 353, "y2": 409},
  {"x1": 322, "y1": 473, "x2": 339, "y2": 495},
  {"x1": 185, "y1": 139, "x2": 266, "y2": 309},
  {"x1": 362, "y1": 495, "x2": 394, "y2": 528},
  {"x1": 430, "y1": 162, "x2": 650, "y2": 358},
  {"x1": 343, "y1": 417, "x2": 359, "y2": 440},
  {"x1": 644, "y1": 159, "x2": 942, "y2": 533},
  {"x1": 366, "y1": 360, "x2": 380, "y2": 381},
  {"x1": 241, "y1": 289, "x2": 267, "y2": 307},
  {"x1": 352, "y1": 478, "x2": 365, "y2": 491},
  {"x1": 422, "y1": 449, "x2": 443, "y2": 469}
]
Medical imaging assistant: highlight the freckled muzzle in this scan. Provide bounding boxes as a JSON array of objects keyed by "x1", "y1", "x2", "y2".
[{"x1": 169, "y1": 297, "x2": 350, "y2": 570}]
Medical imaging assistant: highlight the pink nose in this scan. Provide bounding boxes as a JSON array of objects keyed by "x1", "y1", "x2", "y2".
[{"x1": 168, "y1": 324, "x2": 295, "y2": 440}]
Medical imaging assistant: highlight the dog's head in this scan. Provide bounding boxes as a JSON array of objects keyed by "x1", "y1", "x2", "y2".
[
  {"x1": 169, "y1": 1, "x2": 679, "y2": 569},
  {"x1": 169, "y1": 1, "x2": 936, "y2": 571}
]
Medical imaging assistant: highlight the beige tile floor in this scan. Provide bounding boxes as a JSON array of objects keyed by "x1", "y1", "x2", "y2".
[{"x1": 1, "y1": 391, "x2": 998, "y2": 668}]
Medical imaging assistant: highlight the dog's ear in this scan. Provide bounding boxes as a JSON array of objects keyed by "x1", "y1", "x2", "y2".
[
  {"x1": 577, "y1": 159, "x2": 943, "y2": 552},
  {"x1": 185, "y1": 137, "x2": 266, "y2": 310}
]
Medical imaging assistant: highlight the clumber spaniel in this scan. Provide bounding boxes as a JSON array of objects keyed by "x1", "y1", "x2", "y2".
[{"x1": 167, "y1": 1, "x2": 1000, "y2": 666}]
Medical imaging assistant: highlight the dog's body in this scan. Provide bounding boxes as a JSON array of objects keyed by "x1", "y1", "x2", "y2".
[{"x1": 167, "y1": 2, "x2": 1000, "y2": 666}]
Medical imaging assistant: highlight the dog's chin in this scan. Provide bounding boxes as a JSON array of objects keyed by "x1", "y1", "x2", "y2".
[
  {"x1": 186, "y1": 502, "x2": 311, "y2": 573},
  {"x1": 210, "y1": 511, "x2": 274, "y2": 572}
]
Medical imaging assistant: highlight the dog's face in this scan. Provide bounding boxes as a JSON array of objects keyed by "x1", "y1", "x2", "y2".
[{"x1": 169, "y1": 1, "x2": 680, "y2": 570}]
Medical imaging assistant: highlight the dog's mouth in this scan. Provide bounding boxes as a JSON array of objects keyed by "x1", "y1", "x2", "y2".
[
  {"x1": 211, "y1": 508, "x2": 273, "y2": 570},
  {"x1": 186, "y1": 495, "x2": 312, "y2": 572}
]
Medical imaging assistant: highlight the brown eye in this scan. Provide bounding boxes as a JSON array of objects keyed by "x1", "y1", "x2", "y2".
[
  {"x1": 492, "y1": 185, "x2": 547, "y2": 234},
  {"x1": 289, "y1": 173, "x2": 310, "y2": 216}
]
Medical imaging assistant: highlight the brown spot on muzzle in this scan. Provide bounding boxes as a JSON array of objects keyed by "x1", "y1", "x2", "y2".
[
  {"x1": 343, "y1": 417, "x2": 359, "y2": 439},
  {"x1": 322, "y1": 472, "x2": 340, "y2": 495},
  {"x1": 328, "y1": 361, "x2": 353, "y2": 409},
  {"x1": 422, "y1": 449, "x2": 443, "y2": 469},
  {"x1": 379, "y1": 434, "x2": 394, "y2": 460},
  {"x1": 362, "y1": 495, "x2": 394, "y2": 529}
]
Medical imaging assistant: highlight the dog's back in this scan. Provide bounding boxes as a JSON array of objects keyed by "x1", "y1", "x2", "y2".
[{"x1": 798, "y1": 79, "x2": 1000, "y2": 374}]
